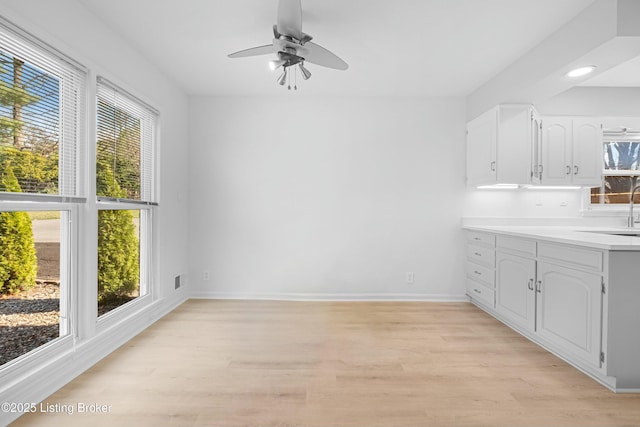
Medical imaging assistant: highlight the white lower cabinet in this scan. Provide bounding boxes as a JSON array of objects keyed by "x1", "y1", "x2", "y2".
[
  {"x1": 465, "y1": 231, "x2": 496, "y2": 308},
  {"x1": 536, "y1": 262, "x2": 602, "y2": 368},
  {"x1": 467, "y1": 229, "x2": 640, "y2": 391},
  {"x1": 494, "y1": 238, "x2": 603, "y2": 371},
  {"x1": 495, "y1": 252, "x2": 536, "y2": 333}
]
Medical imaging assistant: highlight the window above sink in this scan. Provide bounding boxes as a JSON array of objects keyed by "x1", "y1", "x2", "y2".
[{"x1": 583, "y1": 124, "x2": 640, "y2": 215}]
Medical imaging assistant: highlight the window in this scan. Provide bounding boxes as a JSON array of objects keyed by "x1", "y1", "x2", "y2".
[
  {"x1": 95, "y1": 77, "x2": 157, "y2": 316},
  {"x1": 589, "y1": 132, "x2": 640, "y2": 205},
  {"x1": 0, "y1": 18, "x2": 85, "y2": 366},
  {"x1": 0, "y1": 210, "x2": 69, "y2": 365}
]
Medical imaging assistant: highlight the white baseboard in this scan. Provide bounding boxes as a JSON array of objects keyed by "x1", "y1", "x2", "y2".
[
  {"x1": 190, "y1": 291, "x2": 469, "y2": 302},
  {"x1": 615, "y1": 388, "x2": 640, "y2": 394}
]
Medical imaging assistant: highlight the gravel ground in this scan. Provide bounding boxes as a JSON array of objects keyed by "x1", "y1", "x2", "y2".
[
  {"x1": 0, "y1": 281, "x2": 60, "y2": 366},
  {"x1": 1, "y1": 242, "x2": 61, "y2": 365},
  {"x1": 1, "y1": 241, "x2": 137, "y2": 365}
]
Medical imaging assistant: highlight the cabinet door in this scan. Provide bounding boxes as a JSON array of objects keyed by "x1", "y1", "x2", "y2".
[
  {"x1": 531, "y1": 112, "x2": 542, "y2": 184},
  {"x1": 572, "y1": 119, "x2": 603, "y2": 186},
  {"x1": 467, "y1": 108, "x2": 497, "y2": 186},
  {"x1": 540, "y1": 117, "x2": 573, "y2": 185},
  {"x1": 496, "y1": 252, "x2": 536, "y2": 332},
  {"x1": 536, "y1": 262, "x2": 602, "y2": 368}
]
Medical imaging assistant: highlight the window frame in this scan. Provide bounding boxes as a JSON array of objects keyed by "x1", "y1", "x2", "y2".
[
  {"x1": 0, "y1": 16, "x2": 87, "y2": 199},
  {"x1": 0, "y1": 11, "x2": 163, "y2": 396},
  {"x1": 0, "y1": 15, "x2": 85, "y2": 374},
  {"x1": 583, "y1": 130, "x2": 640, "y2": 215},
  {"x1": 95, "y1": 203, "x2": 154, "y2": 321},
  {"x1": 94, "y1": 76, "x2": 158, "y2": 323}
]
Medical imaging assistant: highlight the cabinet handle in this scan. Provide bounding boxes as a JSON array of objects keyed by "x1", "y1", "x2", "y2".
[
  {"x1": 474, "y1": 252, "x2": 482, "y2": 257},
  {"x1": 566, "y1": 165, "x2": 571, "y2": 175},
  {"x1": 536, "y1": 280, "x2": 542, "y2": 293},
  {"x1": 527, "y1": 278, "x2": 534, "y2": 291},
  {"x1": 473, "y1": 288, "x2": 481, "y2": 294},
  {"x1": 574, "y1": 165, "x2": 579, "y2": 175},
  {"x1": 473, "y1": 237, "x2": 481, "y2": 241},
  {"x1": 490, "y1": 161, "x2": 496, "y2": 172},
  {"x1": 474, "y1": 270, "x2": 482, "y2": 276}
]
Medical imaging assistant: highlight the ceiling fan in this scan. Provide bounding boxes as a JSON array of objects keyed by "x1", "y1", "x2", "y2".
[{"x1": 228, "y1": 0, "x2": 348, "y2": 89}]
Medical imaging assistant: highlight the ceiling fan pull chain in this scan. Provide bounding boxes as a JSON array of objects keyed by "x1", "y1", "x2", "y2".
[{"x1": 294, "y1": 67, "x2": 298, "y2": 90}]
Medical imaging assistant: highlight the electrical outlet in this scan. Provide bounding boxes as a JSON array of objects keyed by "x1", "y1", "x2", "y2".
[
  {"x1": 203, "y1": 271, "x2": 210, "y2": 281},
  {"x1": 406, "y1": 272, "x2": 415, "y2": 284}
]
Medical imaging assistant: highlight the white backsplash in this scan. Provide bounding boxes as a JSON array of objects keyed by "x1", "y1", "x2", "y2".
[{"x1": 463, "y1": 187, "x2": 628, "y2": 227}]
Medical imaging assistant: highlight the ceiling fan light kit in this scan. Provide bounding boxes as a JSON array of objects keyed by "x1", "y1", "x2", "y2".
[
  {"x1": 298, "y1": 62, "x2": 311, "y2": 80},
  {"x1": 228, "y1": 0, "x2": 348, "y2": 89},
  {"x1": 278, "y1": 69, "x2": 288, "y2": 86}
]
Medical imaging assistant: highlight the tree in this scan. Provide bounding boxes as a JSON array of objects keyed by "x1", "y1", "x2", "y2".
[
  {"x1": 97, "y1": 161, "x2": 139, "y2": 303},
  {"x1": 1, "y1": 53, "x2": 60, "y2": 193},
  {"x1": 0, "y1": 58, "x2": 40, "y2": 148},
  {"x1": 96, "y1": 100, "x2": 141, "y2": 200},
  {"x1": 0, "y1": 161, "x2": 37, "y2": 294}
]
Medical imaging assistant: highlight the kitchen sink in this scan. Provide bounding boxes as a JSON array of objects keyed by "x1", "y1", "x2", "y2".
[{"x1": 581, "y1": 230, "x2": 640, "y2": 237}]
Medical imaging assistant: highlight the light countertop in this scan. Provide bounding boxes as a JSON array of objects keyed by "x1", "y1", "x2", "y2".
[{"x1": 463, "y1": 225, "x2": 640, "y2": 251}]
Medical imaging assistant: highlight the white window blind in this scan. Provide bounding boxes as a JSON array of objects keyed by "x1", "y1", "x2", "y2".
[
  {"x1": 0, "y1": 17, "x2": 86, "y2": 198},
  {"x1": 96, "y1": 77, "x2": 156, "y2": 204}
]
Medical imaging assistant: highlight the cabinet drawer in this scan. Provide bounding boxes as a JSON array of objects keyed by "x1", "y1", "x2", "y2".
[
  {"x1": 466, "y1": 279, "x2": 495, "y2": 308},
  {"x1": 467, "y1": 245, "x2": 495, "y2": 267},
  {"x1": 467, "y1": 231, "x2": 496, "y2": 247},
  {"x1": 496, "y1": 235, "x2": 536, "y2": 256},
  {"x1": 465, "y1": 262, "x2": 494, "y2": 287},
  {"x1": 538, "y1": 242, "x2": 603, "y2": 272}
]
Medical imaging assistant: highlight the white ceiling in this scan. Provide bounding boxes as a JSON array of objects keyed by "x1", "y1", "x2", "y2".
[
  {"x1": 581, "y1": 55, "x2": 640, "y2": 87},
  {"x1": 78, "y1": 0, "x2": 605, "y2": 97}
]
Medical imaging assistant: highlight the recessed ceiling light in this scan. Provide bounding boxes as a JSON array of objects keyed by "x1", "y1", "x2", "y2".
[{"x1": 566, "y1": 66, "x2": 596, "y2": 78}]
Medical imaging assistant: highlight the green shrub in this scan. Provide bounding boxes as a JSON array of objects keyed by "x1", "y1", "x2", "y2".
[
  {"x1": 0, "y1": 162, "x2": 37, "y2": 295},
  {"x1": 97, "y1": 161, "x2": 139, "y2": 303},
  {"x1": 0, "y1": 145, "x2": 58, "y2": 194}
]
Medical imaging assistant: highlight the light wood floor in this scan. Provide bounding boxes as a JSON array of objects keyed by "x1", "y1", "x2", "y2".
[{"x1": 11, "y1": 300, "x2": 640, "y2": 426}]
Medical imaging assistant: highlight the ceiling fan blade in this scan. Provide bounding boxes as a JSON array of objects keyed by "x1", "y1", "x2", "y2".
[
  {"x1": 277, "y1": 0, "x2": 303, "y2": 40},
  {"x1": 302, "y1": 42, "x2": 348, "y2": 70},
  {"x1": 228, "y1": 45, "x2": 274, "y2": 58}
]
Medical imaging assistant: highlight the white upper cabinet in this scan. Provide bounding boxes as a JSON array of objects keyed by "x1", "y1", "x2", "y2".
[
  {"x1": 573, "y1": 119, "x2": 604, "y2": 186},
  {"x1": 466, "y1": 104, "x2": 537, "y2": 186},
  {"x1": 538, "y1": 117, "x2": 603, "y2": 186},
  {"x1": 466, "y1": 107, "x2": 497, "y2": 186}
]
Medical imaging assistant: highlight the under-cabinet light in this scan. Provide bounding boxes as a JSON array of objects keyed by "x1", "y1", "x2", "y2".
[
  {"x1": 524, "y1": 186, "x2": 581, "y2": 190},
  {"x1": 476, "y1": 184, "x2": 519, "y2": 190}
]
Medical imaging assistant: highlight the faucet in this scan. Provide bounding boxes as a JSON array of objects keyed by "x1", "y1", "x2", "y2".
[{"x1": 629, "y1": 184, "x2": 640, "y2": 227}]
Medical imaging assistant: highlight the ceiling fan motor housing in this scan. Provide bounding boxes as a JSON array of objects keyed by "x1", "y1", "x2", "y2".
[{"x1": 278, "y1": 48, "x2": 305, "y2": 67}]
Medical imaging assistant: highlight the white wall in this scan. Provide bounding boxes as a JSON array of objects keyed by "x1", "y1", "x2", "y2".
[
  {"x1": 0, "y1": 1, "x2": 189, "y2": 424},
  {"x1": 188, "y1": 96, "x2": 467, "y2": 300}
]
